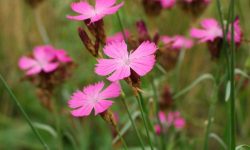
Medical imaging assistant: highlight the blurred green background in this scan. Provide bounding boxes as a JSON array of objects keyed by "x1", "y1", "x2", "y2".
[{"x1": 0, "y1": 0, "x2": 250, "y2": 149}]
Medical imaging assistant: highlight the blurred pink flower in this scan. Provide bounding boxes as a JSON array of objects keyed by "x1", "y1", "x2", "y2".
[
  {"x1": 227, "y1": 17, "x2": 242, "y2": 45},
  {"x1": 106, "y1": 30, "x2": 130, "y2": 43},
  {"x1": 53, "y1": 49, "x2": 72, "y2": 63},
  {"x1": 19, "y1": 46, "x2": 59, "y2": 76},
  {"x1": 161, "y1": 35, "x2": 193, "y2": 49},
  {"x1": 154, "y1": 124, "x2": 162, "y2": 135},
  {"x1": 190, "y1": 18, "x2": 223, "y2": 42},
  {"x1": 95, "y1": 41, "x2": 158, "y2": 81},
  {"x1": 19, "y1": 45, "x2": 72, "y2": 76},
  {"x1": 160, "y1": 0, "x2": 176, "y2": 9},
  {"x1": 67, "y1": 0, "x2": 124, "y2": 23},
  {"x1": 68, "y1": 82, "x2": 121, "y2": 117},
  {"x1": 167, "y1": 111, "x2": 186, "y2": 129}
]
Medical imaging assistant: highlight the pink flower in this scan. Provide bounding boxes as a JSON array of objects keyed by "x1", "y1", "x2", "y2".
[
  {"x1": 67, "y1": 0, "x2": 124, "y2": 23},
  {"x1": 18, "y1": 46, "x2": 59, "y2": 76},
  {"x1": 106, "y1": 30, "x2": 130, "y2": 43},
  {"x1": 160, "y1": 0, "x2": 176, "y2": 9},
  {"x1": 227, "y1": 17, "x2": 242, "y2": 45},
  {"x1": 161, "y1": 35, "x2": 193, "y2": 49},
  {"x1": 167, "y1": 111, "x2": 185, "y2": 129},
  {"x1": 68, "y1": 82, "x2": 121, "y2": 117},
  {"x1": 154, "y1": 124, "x2": 162, "y2": 135},
  {"x1": 95, "y1": 41, "x2": 158, "y2": 81},
  {"x1": 158, "y1": 111, "x2": 167, "y2": 123},
  {"x1": 190, "y1": 18, "x2": 223, "y2": 42},
  {"x1": 53, "y1": 49, "x2": 72, "y2": 63}
]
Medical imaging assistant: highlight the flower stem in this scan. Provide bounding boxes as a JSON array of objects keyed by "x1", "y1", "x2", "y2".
[
  {"x1": 228, "y1": 0, "x2": 236, "y2": 148},
  {"x1": 121, "y1": 93, "x2": 145, "y2": 150},
  {"x1": 0, "y1": 74, "x2": 49, "y2": 150},
  {"x1": 151, "y1": 79, "x2": 165, "y2": 150},
  {"x1": 114, "y1": 125, "x2": 128, "y2": 150},
  {"x1": 34, "y1": 9, "x2": 50, "y2": 44},
  {"x1": 136, "y1": 92, "x2": 154, "y2": 150}
]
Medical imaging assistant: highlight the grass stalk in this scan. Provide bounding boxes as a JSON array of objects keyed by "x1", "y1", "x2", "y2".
[
  {"x1": 0, "y1": 74, "x2": 49, "y2": 150},
  {"x1": 121, "y1": 94, "x2": 145, "y2": 150},
  {"x1": 136, "y1": 92, "x2": 154, "y2": 150}
]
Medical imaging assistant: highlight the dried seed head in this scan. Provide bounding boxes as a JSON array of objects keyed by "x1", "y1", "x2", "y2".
[{"x1": 100, "y1": 109, "x2": 117, "y2": 127}]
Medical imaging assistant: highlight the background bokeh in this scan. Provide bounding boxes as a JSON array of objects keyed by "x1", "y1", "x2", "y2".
[{"x1": 0, "y1": 0, "x2": 250, "y2": 149}]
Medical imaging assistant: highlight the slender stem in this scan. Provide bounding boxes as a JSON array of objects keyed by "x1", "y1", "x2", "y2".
[
  {"x1": 151, "y1": 79, "x2": 165, "y2": 150},
  {"x1": 52, "y1": 99, "x2": 63, "y2": 150},
  {"x1": 229, "y1": 0, "x2": 236, "y2": 148},
  {"x1": 116, "y1": 12, "x2": 127, "y2": 43},
  {"x1": 121, "y1": 94, "x2": 145, "y2": 150},
  {"x1": 34, "y1": 9, "x2": 50, "y2": 44},
  {"x1": 0, "y1": 74, "x2": 49, "y2": 150},
  {"x1": 114, "y1": 126, "x2": 128, "y2": 150},
  {"x1": 136, "y1": 92, "x2": 154, "y2": 150},
  {"x1": 203, "y1": 85, "x2": 218, "y2": 150}
]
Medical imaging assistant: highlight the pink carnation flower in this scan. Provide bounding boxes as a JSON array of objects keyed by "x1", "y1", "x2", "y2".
[
  {"x1": 106, "y1": 30, "x2": 130, "y2": 43},
  {"x1": 227, "y1": 17, "x2": 242, "y2": 45},
  {"x1": 67, "y1": 0, "x2": 124, "y2": 23},
  {"x1": 190, "y1": 18, "x2": 223, "y2": 42},
  {"x1": 95, "y1": 41, "x2": 158, "y2": 81},
  {"x1": 160, "y1": 0, "x2": 176, "y2": 9},
  {"x1": 19, "y1": 46, "x2": 59, "y2": 76},
  {"x1": 53, "y1": 49, "x2": 72, "y2": 63},
  {"x1": 68, "y1": 82, "x2": 121, "y2": 117},
  {"x1": 19, "y1": 45, "x2": 72, "y2": 76},
  {"x1": 161, "y1": 35, "x2": 193, "y2": 49},
  {"x1": 167, "y1": 111, "x2": 186, "y2": 129},
  {"x1": 154, "y1": 111, "x2": 185, "y2": 134}
]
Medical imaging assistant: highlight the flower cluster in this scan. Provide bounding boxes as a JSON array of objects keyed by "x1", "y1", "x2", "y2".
[
  {"x1": 155, "y1": 111, "x2": 186, "y2": 134},
  {"x1": 190, "y1": 17, "x2": 243, "y2": 58},
  {"x1": 66, "y1": 1, "x2": 158, "y2": 119},
  {"x1": 19, "y1": 45, "x2": 72, "y2": 76},
  {"x1": 18, "y1": 45, "x2": 73, "y2": 111}
]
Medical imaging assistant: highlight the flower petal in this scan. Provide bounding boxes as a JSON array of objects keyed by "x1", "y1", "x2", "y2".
[
  {"x1": 103, "y1": 41, "x2": 128, "y2": 59},
  {"x1": 99, "y1": 82, "x2": 121, "y2": 99},
  {"x1": 26, "y1": 66, "x2": 42, "y2": 75},
  {"x1": 83, "y1": 81, "x2": 104, "y2": 97},
  {"x1": 71, "y1": 104, "x2": 93, "y2": 117},
  {"x1": 130, "y1": 41, "x2": 157, "y2": 59},
  {"x1": 68, "y1": 90, "x2": 87, "y2": 109},
  {"x1": 94, "y1": 100, "x2": 113, "y2": 115},
  {"x1": 18, "y1": 56, "x2": 38, "y2": 70},
  {"x1": 95, "y1": 59, "x2": 118, "y2": 76},
  {"x1": 107, "y1": 65, "x2": 131, "y2": 81},
  {"x1": 95, "y1": 0, "x2": 116, "y2": 10},
  {"x1": 42, "y1": 62, "x2": 59, "y2": 73}
]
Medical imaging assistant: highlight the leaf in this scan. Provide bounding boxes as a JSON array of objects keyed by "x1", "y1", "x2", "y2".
[
  {"x1": 225, "y1": 81, "x2": 231, "y2": 102},
  {"x1": 173, "y1": 74, "x2": 215, "y2": 99},
  {"x1": 209, "y1": 133, "x2": 227, "y2": 150},
  {"x1": 112, "y1": 111, "x2": 140, "y2": 144},
  {"x1": 235, "y1": 68, "x2": 250, "y2": 79},
  {"x1": 34, "y1": 122, "x2": 58, "y2": 138},
  {"x1": 236, "y1": 144, "x2": 250, "y2": 150}
]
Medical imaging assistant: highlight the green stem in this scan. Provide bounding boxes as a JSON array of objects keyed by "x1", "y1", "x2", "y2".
[
  {"x1": 151, "y1": 79, "x2": 165, "y2": 150},
  {"x1": 121, "y1": 94, "x2": 145, "y2": 150},
  {"x1": 0, "y1": 74, "x2": 49, "y2": 150},
  {"x1": 114, "y1": 126, "x2": 128, "y2": 150},
  {"x1": 203, "y1": 85, "x2": 218, "y2": 150},
  {"x1": 229, "y1": 0, "x2": 236, "y2": 148},
  {"x1": 52, "y1": 99, "x2": 63, "y2": 150},
  {"x1": 116, "y1": 12, "x2": 127, "y2": 43},
  {"x1": 136, "y1": 92, "x2": 154, "y2": 150}
]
